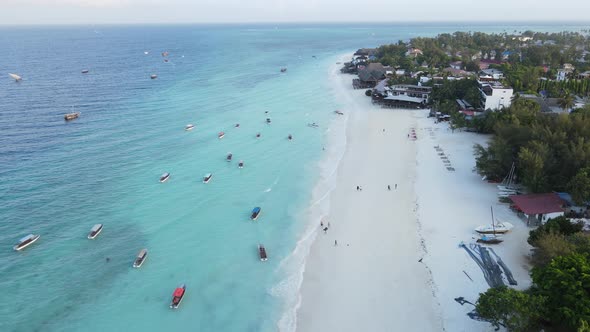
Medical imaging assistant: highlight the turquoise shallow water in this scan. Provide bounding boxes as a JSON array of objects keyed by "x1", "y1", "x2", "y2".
[{"x1": 0, "y1": 23, "x2": 587, "y2": 331}]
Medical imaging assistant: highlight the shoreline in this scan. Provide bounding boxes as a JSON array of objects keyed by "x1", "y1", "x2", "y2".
[{"x1": 286, "y1": 55, "x2": 533, "y2": 331}]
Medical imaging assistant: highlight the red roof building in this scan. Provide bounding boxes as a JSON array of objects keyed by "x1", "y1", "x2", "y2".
[{"x1": 509, "y1": 193, "x2": 564, "y2": 215}]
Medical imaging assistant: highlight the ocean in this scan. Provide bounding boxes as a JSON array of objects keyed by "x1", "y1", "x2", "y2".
[{"x1": 0, "y1": 23, "x2": 586, "y2": 332}]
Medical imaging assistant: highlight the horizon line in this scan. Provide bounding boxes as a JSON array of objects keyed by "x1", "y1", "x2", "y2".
[{"x1": 1, "y1": 20, "x2": 590, "y2": 27}]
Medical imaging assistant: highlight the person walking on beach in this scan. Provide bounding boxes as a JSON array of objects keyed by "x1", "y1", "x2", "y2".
[
  {"x1": 387, "y1": 185, "x2": 391, "y2": 190},
  {"x1": 328, "y1": 222, "x2": 331, "y2": 228},
  {"x1": 334, "y1": 240, "x2": 338, "y2": 246},
  {"x1": 356, "y1": 185, "x2": 359, "y2": 191},
  {"x1": 320, "y1": 221, "x2": 324, "y2": 227},
  {"x1": 395, "y1": 183, "x2": 398, "y2": 189}
]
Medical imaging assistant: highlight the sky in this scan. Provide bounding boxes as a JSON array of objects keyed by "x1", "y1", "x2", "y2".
[{"x1": 1, "y1": 0, "x2": 590, "y2": 25}]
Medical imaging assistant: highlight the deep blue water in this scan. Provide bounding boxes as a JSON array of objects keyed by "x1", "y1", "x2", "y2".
[{"x1": 0, "y1": 23, "x2": 587, "y2": 332}]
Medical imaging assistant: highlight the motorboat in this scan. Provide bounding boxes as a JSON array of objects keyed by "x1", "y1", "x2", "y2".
[
  {"x1": 226, "y1": 153, "x2": 233, "y2": 162},
  {"x1": 9, "y1": 73, "x2": 22, "y2": 81},
  {"x1": 150, "y1": 74, "x2": 158, "y2": 79},
  {"x1": 288, "y1": 134, "x2": 293, "y2": 140},
  {"x1": 162, "y1": 51, "x2": 169, "y2": 57},
  {"x1": 203, "y1": 173, "x2": 213, "y2": 183},
  {"x1": 218, "y1": 132, "x2": 225, "y2": 139},
  {"x1": 280, "y1": 68, "x2": 287, "y2": 73},
  {"x1": 477, "y1": 234, "x2": 504, "y2": 244},
  {"x1": 258, "y1": 244, "x2": 268, "y2": 261},
  {"x1": 159, "y1": 172, "x2": 171, "y2": 183},
  {"x1": 164, "y1": 59, "x2": 169, "y2": 63},
  {"x1": 334, "y1": 110, "x2": 344, "y2": 115},
  {"x1": 185, "y1": 124, "x2": 195, "y2": 131},
  {"x1": 256, "y1": 133, "x2": 261, "y2": 138},
  {"x1": 144, "y1": 51, "x2": 149, "y2": 55},
  {"x1": 169, "y1": 284, "x2": 186, "y2": 309},
  {"x1": 81, "y1": 69, "x2": 89, "y2": 74},
  {"x1": 13, "y1": 234, "x2": 40, "y2": 251},
  {"x1": 250, "y1": 207, "x2": 261, "y2": 220},
  {"x1": 235, "y1": 123, "x2": 240, "y2": 128},
  {"x1": 238, "y1": 160, "x2": 244, "y2": 168},
  {"x1": 64, "y1": 112, "x2": 80, "y2": 121},
  {"x1": 87, "y1": 224, "x2": 103, "y2": 239},
  {"x1": 266, "y1": 118, "x2": 271, "y2": 124},
  {"x1": 307, "y1": 123, "x2": 319, "y2": 128},
  {"x1": 475, "y1": 222, "x2": 513, "y2": 234},
  {"x1": 133, "y1": 249, "x2": 148, "y2": 268}
]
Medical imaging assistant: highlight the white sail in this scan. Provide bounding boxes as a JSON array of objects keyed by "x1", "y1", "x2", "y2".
[{"x1": 9, "y1": 73, "x2": 22, "y2": 81}]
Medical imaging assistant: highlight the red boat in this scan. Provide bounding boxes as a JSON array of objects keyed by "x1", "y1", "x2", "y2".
[{"x1": 169, "y1": 284, "x2": 186, "y2": 309}]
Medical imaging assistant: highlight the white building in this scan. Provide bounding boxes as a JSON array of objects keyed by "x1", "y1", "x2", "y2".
[
  {"x1": 384, "y1": 85, "x2": 432, "y2": 105},
  {"x1": 480, "y1": 68, "x2": 504, "y2": 80},
  {"x1": 478, "y1": 81, "x2": 513, "y2": 110}
]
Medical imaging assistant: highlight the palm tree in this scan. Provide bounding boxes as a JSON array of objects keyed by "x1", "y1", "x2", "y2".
[{"x1": 558, "y1": 92, "x2": 575, "y2": 112}]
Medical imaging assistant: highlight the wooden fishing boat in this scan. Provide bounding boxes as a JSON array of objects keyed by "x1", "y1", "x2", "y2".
[
  {"x1": 250, "y1": 207, "x2": 261, "y2": 220},
  {"x1": 64, "y1": 112, "x2": 80, "y2": 121},
  {"x1": 13, "y1": 234, "x2": 40, "y2": 251},
  {"x1": 169, "y1": 284, "x2": 186, "y2": 309},
  {"x1": 133, "y1": 249, "x2": 148, "y2": 268},
  {"x1": 87, "y1": 224, "x2": 103, "y2": 239}
]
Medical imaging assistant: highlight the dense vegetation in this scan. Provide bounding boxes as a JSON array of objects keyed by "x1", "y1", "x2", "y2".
[
  {"x1": 476, "y1": 216, "x2": 590, "y2": 331},
  {"x1": 472, "y1": 102, "x2": 590, "y2": 201}
]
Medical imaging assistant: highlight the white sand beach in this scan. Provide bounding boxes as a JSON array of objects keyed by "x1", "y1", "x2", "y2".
[{"x1": 293, "y1": 58, "x2": 533, "y2": 332}]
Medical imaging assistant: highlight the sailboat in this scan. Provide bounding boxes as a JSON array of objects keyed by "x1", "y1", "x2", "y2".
[
  {"x1": 498, "y1": 162, "x2": 521, "y2": 197},
  {"x1": 476, "y1": 207, "x2": 507, "y2": 244}
]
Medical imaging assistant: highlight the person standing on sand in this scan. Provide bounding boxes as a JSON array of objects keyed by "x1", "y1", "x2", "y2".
[
  {"x1": 334, "y1": 240, "x2": 338, "y2": 246},
  {"x1": 387, "y1": 185, "x2": 391, "y2": 190},
  {"x1": 356, "y1": 185, "x2": 359, "y2": 191},
  {"x1": 320, "y1": 221, "x2": 324, "y2": 227},
  {"x1": 395, "y1": 184, "x2": 398, "y2": 189}
]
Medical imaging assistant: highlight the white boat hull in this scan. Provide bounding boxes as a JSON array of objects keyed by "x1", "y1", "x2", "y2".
[
  {"x1": 13, "y1": 236, "x2": 40, "y2": 251},
  {"x1": 87, "y1": 227, "x2": 103, "y2": 239}
]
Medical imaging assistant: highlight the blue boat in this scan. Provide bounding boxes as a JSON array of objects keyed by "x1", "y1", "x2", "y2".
[{"x1": 250, "y1": 207, "x2": 261, "y2": 220}]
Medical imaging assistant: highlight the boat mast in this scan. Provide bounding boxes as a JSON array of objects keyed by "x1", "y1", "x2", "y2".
[{"x1": 491, "y1": 206, "x2": 496, "y2": 236}]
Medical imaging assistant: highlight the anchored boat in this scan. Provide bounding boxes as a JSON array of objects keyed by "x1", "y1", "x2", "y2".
[
  {"x1": 9, "y1": 73, "x2": 22, "y2": 81},
  {"x1": 64, "y1": 112, "x2": 80, "y2": 121},
  {"x1": 258, "y1": 244, "x2": 268, "y2": 261},
  {"x1": 185, "y1": 124, "x2": 195, "y2": 131},
  {"x1": 13, "y1": 234, "x2": 40, "y2": 251},
  {"x1": 203, "y1": 173, "x2": 213, "y2": 183},
  {"x1": 150, "y1": 74, "x2": 158, "y2": 79},
  {"x1": 218, "y1": 132, "x2": 225, "y2": 139},
  {"x1": 250, "y1": 207, "x2": 261, "y2": 220},
  {"x1": 288, "y1": 134, "x2": 293, "y2": 140},
  {"x1": 238, "y1": 160, "x2": 244, "y2": 168},
  {"x1": 87, "y1": 224, "x2": 103, "y2": 239},
  {"x1": 159, "y1": 173, "x2": 171, "y2": 183},
  {"x1": 226, "y1": 153, "x2": 233, "y2": 162},
  {"x1": 133, "y1": 249, "x2": 148, "y2": 268},
  {"x1": 266, "y1": 118, "x2": 271, "y2": 124},
  {"x1": 169, "y1": 284, "x2": 186, "y2": 309}
]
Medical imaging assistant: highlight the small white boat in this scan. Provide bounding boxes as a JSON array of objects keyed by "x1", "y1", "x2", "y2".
[
  {"x1": 185, "y1": 124, "x2": 195, "y2": 131},
  {"x1": 288, "y1": 134, "x2": 293, "y2": 140},
  {"x1": 150, "y1": 74, "x2": 158, "y2": 79},
  {"x1": 203, "y1": 173, "x2": 213, "y2": 183},
  {"x1": 9, "y1": 73, "x2": 22, "y2": 81},
  {"x1": 235, "y1": 123, "x2": 240, "y2": 128},
  {"x1": 238, "y1": 160, "x2": 244, "y2": 168},
  {"x1": 266, "y1": 118, "x2": 271, "y2": 124},
  {"x1": 144, "y1": 51, "x2": 149, "y2": 55},
  {"x1": 13, "y1": 234, "x2": 40, "y2": 251},
  {"x1": 160, "y1": 173, "x2": 171, "y2": 183},
  {"x1": 133, "y1": 249, "x2": 148, "y2": 268},
  {"x1": 81, "y1": 69, "x2": 89, "y2": 74},
  {"x1": 218, "y1": 132, "x2": 225, "y2": 139},
  {"x1": 226, "y1": 153, "x2": 233, "y2": 162},
  {"x1": 256, "y1": 133, "x2": 261, "y2": 138},
  {"x1": 87, "y1": 224, "x2": 103, "y2": 239},
  {"x1": 475, "y1": 222, "x2": 513, "y2": 234}
]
